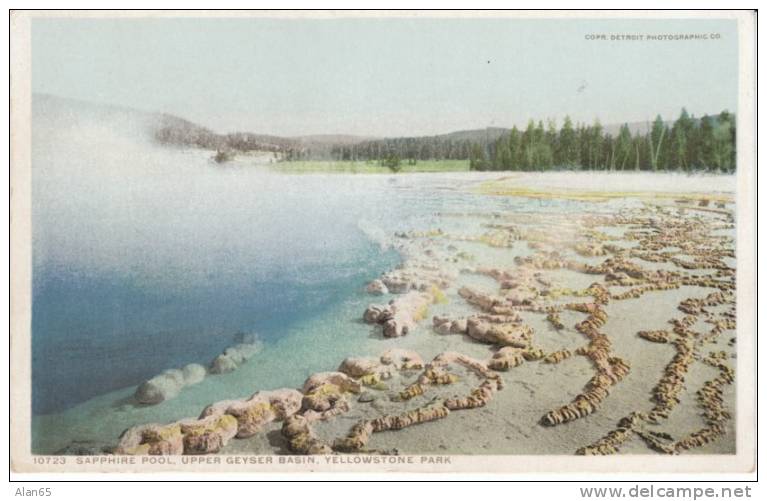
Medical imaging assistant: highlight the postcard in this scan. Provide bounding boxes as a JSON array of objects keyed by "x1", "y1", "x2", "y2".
[{"x1": 9, "y1": 10, "x2": 756, "y2": 474}]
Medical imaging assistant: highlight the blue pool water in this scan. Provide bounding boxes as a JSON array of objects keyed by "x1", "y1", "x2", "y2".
[{"x1": 31, "y1": 243, "x2": 400, "y2": 414}]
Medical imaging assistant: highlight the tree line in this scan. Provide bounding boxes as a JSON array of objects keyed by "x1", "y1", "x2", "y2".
[
  {"x1": 285, "y1": 136, "x2": 481, "y2": 163},
  {"x1": 284, "y1": 108, "x2": 735, "y2": 173},
  {"x1": 472, "y1": 109, "x2": 735, "y2": 172}
]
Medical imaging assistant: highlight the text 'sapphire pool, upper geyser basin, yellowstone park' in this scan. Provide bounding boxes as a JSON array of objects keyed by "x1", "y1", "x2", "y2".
[{"x1": 29, "y1": 94, "x2": 738, "y2": 457}]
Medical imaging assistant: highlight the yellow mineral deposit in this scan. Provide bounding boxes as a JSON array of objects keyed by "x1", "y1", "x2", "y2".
[
  {"x1": 543, "y1": 349, "x2": 572, "y2": 364},
  {"x1": 637, "y1": 330, "x2": 671, "y2": 343},
  {"x1": 488, "y1": 347, "x2": 526, "y2": 371}
]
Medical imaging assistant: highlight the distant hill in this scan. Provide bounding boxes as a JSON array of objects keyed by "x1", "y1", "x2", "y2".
[
  {"x1": 154, "y1": 115, "x2": 300, "y2": 153},
  {"x1": 154, "y1": 113, "x2": 223, "y2": 150},
  {"x1": 429, "y1": 127, "x2": 511, "y2": 142},
  {"x1": 296, "y1": 134, "x2": 377, "y2": 145}
]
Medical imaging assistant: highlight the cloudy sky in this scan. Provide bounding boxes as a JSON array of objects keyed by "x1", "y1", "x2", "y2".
[{"x1": 32, "y1": 15, "x2": 738, "y2": 137}]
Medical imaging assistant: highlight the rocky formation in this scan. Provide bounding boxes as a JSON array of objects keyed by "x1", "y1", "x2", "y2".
[
  {"x1": 178, "y1": 414, "x2": 239, "y2": 454},
  {"x1": 365, "y1": 279, "x2": 389, "y2": 295},
  {"x1": 541, "y1": 298, "x2": 630, "y2": 426},
  {"x1": 209, "y1": 355, "x2": 238, "y2": 375},
  {"x1": 571, "y1": 202, "x2": 736, "y2": 454},
  {"x1": 199, "y1": 389, "x2": 303, "y2": 438},
  {"x1": 209, "y1": 340, "x2": 263, "y2": 374},
  {"x1": 637, "y1": 330, "x2": 670, "y2": 343},
  {"x1": 364, "y1": 290, "x2": 437, "y2": 338},
  {"x1": 116, "y1": 423, "x2": 185, "y2": 455},
  {"x1": 117, "y1": 388, "x2": 302, "y2": 456},
  {"x1": 281, "y1": 414, "x2": 334, "y2": 455},
  {"x1": 466, "y1": 315, "x2": 532, "y2": 347},
  {"x1": 134, "y1": 364, "x2": 207, "y2": 405},
  {"x1": 546, "y1": 310, "x2": 565, "y2": 330},
  {"x1": 133, "y1": 334, "x2": 264, "y2": 406},
  {"x1": 379, "y1": 348, "x2": 424, "y2": 370},
  {"x1": 375, "y1": 262, "x2": 456, "y2": 294},
  {"x1": 488, "y1": 347, "x2": 526, "y2": 371},
  {"x1": 432, "y1": 315, "x2": 468, "y2": 335},
  {"x1": 333, "y1": 351, "x2": 502, "y2": 453},
  {"x1": 543, "y1": 349, "x2": 572, "y2": 364}
]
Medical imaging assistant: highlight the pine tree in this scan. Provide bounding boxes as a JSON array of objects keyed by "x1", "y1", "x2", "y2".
[
  {"x1": 545, "y1": 119, "x2": 558, "y2": 169},
  {"x1": 521, "y1": 120, "x2": 536, "y2": 170},
  {"x1": 558, "y1": 116, "x2": 577, "y2": 168},
  {"x1": 508, "y1": 127, "x2": 522, "y2": 170},
  {"x1": 648, "y1": 115, "x2": 667, "y2": 171},
  {"x1": 697, "y1": 115, "x2": 716, "y2": 170},
  {"x1": 469, "y1": 143, "x2": 487, "y2": 171},
  {"x1": 713, "y1": 111, "x2": 736, "y2": 172},
  {"x1": 494, "y1": 138, "x2": 512, "y2": 170},
  {"x1": 616, "y1": 124, "x2": 633, "y2": 171}
]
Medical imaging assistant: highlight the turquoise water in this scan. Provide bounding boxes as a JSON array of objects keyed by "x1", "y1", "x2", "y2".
[{"x1": 32, "y1": 243, "x2": 400, "y2": 414}]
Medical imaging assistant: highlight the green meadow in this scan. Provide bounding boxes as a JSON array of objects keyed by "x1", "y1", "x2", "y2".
[{"x1": 268, "y1": 159, "x2": 471, "y2": 174}]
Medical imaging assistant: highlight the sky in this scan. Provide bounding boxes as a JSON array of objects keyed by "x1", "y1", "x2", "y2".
[{"x1": 31, "y1": 16, "x2": 739, "y2": 137}]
